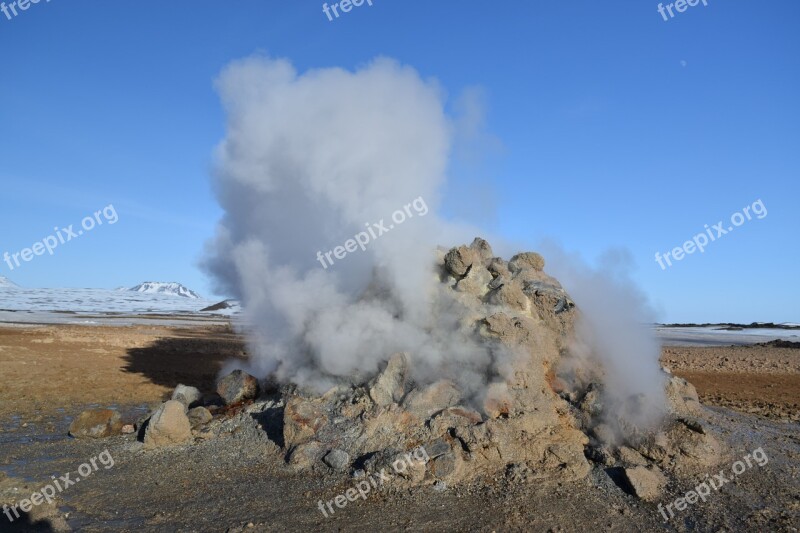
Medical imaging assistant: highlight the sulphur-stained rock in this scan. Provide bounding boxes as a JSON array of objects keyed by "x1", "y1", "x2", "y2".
[
  {"x1": 217, "y1": 369, "x2": 260, "y2": 405},
  {"x1": 621, "y1": 465, "x2": 667, "y2": 501},
  {"x1": 171, "y1": 384, "x2": 202, "y2": 408},
  {"x1": 69, "y1": 409, "x2": 123, "y2": 439},
  {"x1": 403, "y1": 380, "x2": 461, "y2": 420},
  {"x1": 283, "y1": 396, "x2": 327, "y2": 447},
  {"x1": 143, "y1": 400, "x2": 192, "y2": 448},
  {"x1": 369, "y1": 352, "x2": 409, "y2": 407},
  {"x1": 508, "y1": 251, "x2": 545, "y2": 273}
]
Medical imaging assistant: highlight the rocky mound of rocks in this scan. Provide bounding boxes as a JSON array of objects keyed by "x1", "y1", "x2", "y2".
[{"x1": 70, "y1": 239, "x2": 727, "y2": 500}]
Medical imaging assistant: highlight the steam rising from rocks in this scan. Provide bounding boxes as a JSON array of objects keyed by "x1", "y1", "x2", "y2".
[{"x1": 203, "y1": 55, "x2": 666, "y2": 431}]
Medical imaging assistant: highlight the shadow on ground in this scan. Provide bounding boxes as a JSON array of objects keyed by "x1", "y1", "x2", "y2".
[{"x1": 121, "y1": 326, "x2": 248, "y2": 393}]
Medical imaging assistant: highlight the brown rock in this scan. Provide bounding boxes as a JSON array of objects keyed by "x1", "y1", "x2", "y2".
[
  {"x1": 143, "y1": 400, "x2": 192, "y2": 448},
  {"x1": 283, "y1": 396, "x2": 327, "y2": 447},
  {"x1": 217, "y1": 370, "x2": 260, "y2": 405},
  {"x1": 369, "y1": 353, "x2": 409, "y2": 407},
  {"x1": 621, "y1": 466, "x2": 667, "y2": 501},
  {"x1": 444, "y1": 246, "x2": 478, "y2": 278},
  {"x1": 508, "y1": 252, "x2": 545, "y2": 273},
  {"x1": 403, "y1": 380, "x2": 461, "y2": 420},
  {"x1": 69, "y1": 409, "x2": 122, "y2": 439}
]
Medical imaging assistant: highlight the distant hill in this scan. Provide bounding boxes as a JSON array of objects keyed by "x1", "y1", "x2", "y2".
[{"x1": 126, "y1": 282, "x2": 201, "y2": 299}]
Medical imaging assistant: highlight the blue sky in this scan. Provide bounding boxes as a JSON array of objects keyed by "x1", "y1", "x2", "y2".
[{"x1": 0, "y1": 0, "x2": 797, "y2": 323}]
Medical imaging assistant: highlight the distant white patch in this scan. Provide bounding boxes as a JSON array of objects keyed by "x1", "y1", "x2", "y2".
[{"x1": 127, "y1": 282, "x2": 201, "y2": 299}]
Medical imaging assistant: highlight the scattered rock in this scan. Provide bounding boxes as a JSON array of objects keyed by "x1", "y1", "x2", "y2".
[
  {"x1": 217, "y1": 370, "x2": 260, "y2": 405},
  {"x1": 322, "y1": 449, "x2": 351, "y2": 471},
  {"x1": 188, "y1": 406, "x2": 213, "y2": 428},
  {"x1": 121, "y1": 424, "x2": 136, "y2": 434},
  {"x1": 143, "y1": 400, "x2": 193, "y2": 448},
  {"x1": 620, "y1": 466, "x2": 666, "y2": 501},
  {"x1": 69, "y1": 409, "x2": 123, "y2": 439},
  {"x1": 172, "y1": 384, "x2": 202, "y2": 408}
]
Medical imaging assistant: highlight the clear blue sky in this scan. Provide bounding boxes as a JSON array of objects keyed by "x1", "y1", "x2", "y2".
[{"x1": 0, "y1": 1, "x2": 797, "y2": 323}]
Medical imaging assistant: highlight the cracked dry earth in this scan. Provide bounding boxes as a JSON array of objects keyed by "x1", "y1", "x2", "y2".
[{"x1": 0, "y1": 324, "x2": 798, "y2": 532}]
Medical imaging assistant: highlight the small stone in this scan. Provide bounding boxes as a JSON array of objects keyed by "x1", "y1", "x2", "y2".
[
  {"x1": 187, "y1": 406, "x2": 213, "y2": 428},
  {"x1": 323, "y1": 449, "x2": 351, "y2": 471},
  {"x1": 121, "y1": 424, "x2": 135, "y2": 434},
  {"x1": 69, "y1": 409, "x2": 123, "y2": 439},
  {"x1": 621, "y1": 466, "x2": 666, "y2": 502},
  {"x1": 217, "y1": 370, "x2": 260, "y2": 405}
]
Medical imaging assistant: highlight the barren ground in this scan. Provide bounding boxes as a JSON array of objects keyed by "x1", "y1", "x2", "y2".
[{"x1": 1, "y1": 324, "x2": 798, "y2": 532}]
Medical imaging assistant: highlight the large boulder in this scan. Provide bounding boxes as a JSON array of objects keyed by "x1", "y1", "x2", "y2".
[
  {"x1": 143, "y1": 400, "x2": 192, "y2": 448},
  {"x1": 69, "y1": 409, "x2": 123, "y2": 439},
  {"x1": 217, "y1": 370, "x2": 260, "y2": 405}
]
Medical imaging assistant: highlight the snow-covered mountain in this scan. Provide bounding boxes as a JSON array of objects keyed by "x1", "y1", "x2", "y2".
[
  {"x1": 127, "y1": 282, "x2": 201, "y2": 299},
  {"x1": 0, "y1": 276, "x2": 18, "y2": 289}
]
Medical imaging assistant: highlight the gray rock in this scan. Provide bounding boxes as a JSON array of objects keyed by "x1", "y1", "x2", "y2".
[
  {"x1": 323, "y1": 449, "x2": 351, "y2": 471},
  {"x1": 430, "y1": 453, "x2": 456, "y2": 479},
  {"x1": 217, "y1": 370, "x2": 260, "y2": 405},
  {"x1": 171, "y1": 384, "x2": 202, "y2": 408}
]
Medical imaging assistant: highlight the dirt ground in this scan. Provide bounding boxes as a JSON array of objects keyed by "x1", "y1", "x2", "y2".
[
  {"x1": 0, "y1": 324, "x2": 798, "y2": 532},
  {"x1": 663, "y1": 343, "x2": 800, "y2": 421}
]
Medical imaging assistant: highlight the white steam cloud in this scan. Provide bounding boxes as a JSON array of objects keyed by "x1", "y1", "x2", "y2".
[
  {"x1": 204, "y1": 54, "x2": 667, "y2": 432},
  {"x1": 543, "y1": 244, "x2": 667, "y2": 431},
  {"x1": 204, "y1": 55, "x2": 485, "y2": 392}
]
